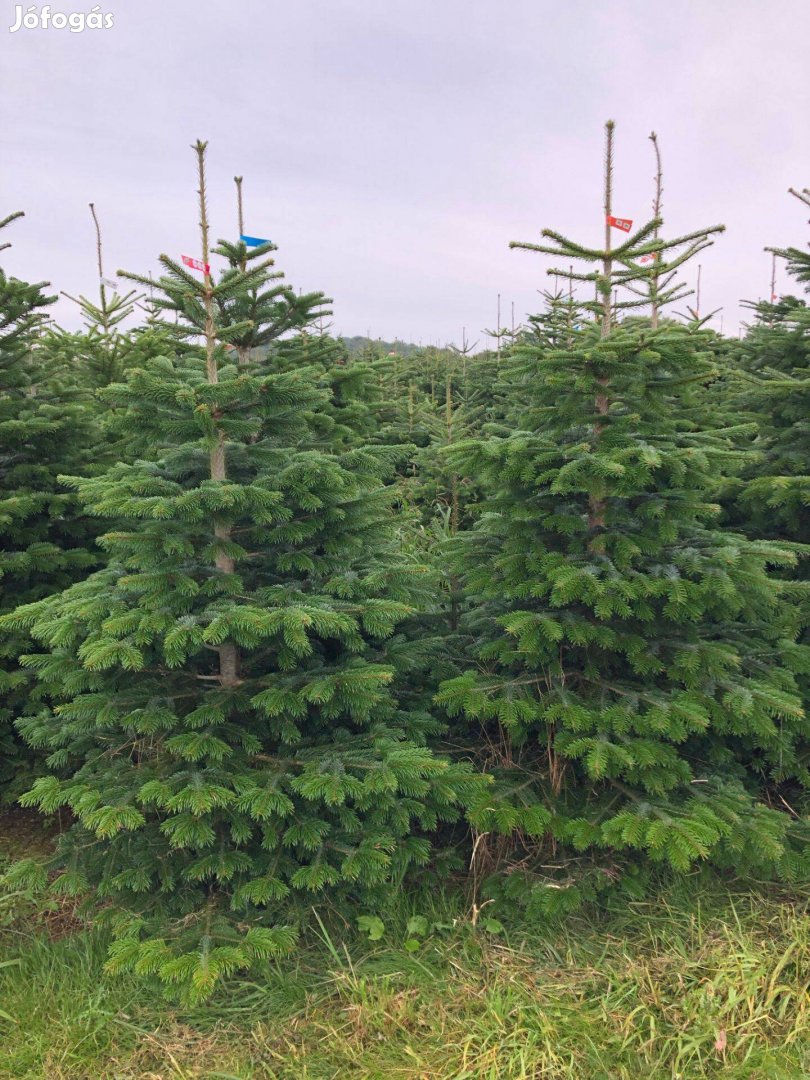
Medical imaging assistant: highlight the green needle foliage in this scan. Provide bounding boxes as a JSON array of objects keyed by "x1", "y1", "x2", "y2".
[
  {"x1": 49, "y1": 202, "x2": 160, "y2": 390},
  {"x1": 437, "y1": 124, "x2": 810, "y2": 915},
  {"x1": 508, "y1": 122, "x2": 724, "y2": 336},
  {"x1": 0, "y1": 126, "x2": 808, "y2": 993},
  {"x1": 721, "y1": 185, "x2": 810, "y2": 730},
  {"x1": 0, "y1": 143, "x2": 476, "y2": 1001},
  {"x1": 769, "y1": 186, "x2": 810, "y2": 288},
  {"x1": 0, "y1": 213, "x2": 99, "y2": 794},
  {"x1": 732, "y1": 302, "x2": 810, "y2": 549},
  {"x1": 732, "y1": 186, "x2": 810, "y2": 550}
]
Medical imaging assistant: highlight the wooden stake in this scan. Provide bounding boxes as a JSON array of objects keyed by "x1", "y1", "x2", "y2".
[
  {"x1": 567, "y1": 264, "x2": 574, "y2": 345},
  {"x1": 648, "y1": 131, "x2": 663, "y2": 329},
  {"x1": 601, "y1": 120, "x2": 615, "y2": 339},
  {"x1": 767, "y1": 252, "x2": 778, "y2": 327}
]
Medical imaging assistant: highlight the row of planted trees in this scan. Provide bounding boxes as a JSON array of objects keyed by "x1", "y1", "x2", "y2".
[{"x1": 0, "y1": 128, "x2": 808, "y2": 1000}]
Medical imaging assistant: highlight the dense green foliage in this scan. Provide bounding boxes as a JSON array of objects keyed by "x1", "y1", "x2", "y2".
[
  {"x1": 0, "y1": 134, "x2": 808, "y2": 1000},
  {"x1": 438, "y1": 316, "x2": 809, "y2": 907},
  {"x1": 0, "y1": 215, "x2": 102, "y2": 793}
]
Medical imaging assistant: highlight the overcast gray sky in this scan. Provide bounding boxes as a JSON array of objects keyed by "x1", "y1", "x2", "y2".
[{"x1": 1, "y1": 0, "x2": 808, "y2": 344}]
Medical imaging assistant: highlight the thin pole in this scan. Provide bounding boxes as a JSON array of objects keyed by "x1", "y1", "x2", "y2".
[
  {"x1": 648, "y1": 131, "x2": 663, "y2": 329},
  {"x1": 446, "y1": 370, "x2": 459, "y2": 534},
  {"x1": 770, "y1": 252, "x2": 777, "y2": 301},
  {"x1": 567, "y1": 264, "x2": 574, "y2": 345},
  {"x1": 768, "y1": 252, "x2": 777, "y2": 326},
  {"x1": 591, "y1": 120, "x2": 615, "y2": 551},
  {"x1": 601, "y1": 120, "x2": 615, "y2": 338},
  {"x1": 496, "y1": 292, "x2": 501, "y2": 362}
]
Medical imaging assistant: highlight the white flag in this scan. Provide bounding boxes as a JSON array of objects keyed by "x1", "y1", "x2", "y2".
[{"x1": 101, "y1": 276, "x2": 119, "y2": 291}]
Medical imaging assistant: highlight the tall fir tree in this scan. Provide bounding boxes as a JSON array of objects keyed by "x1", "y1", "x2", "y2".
[
  {"x1": 0, "y1": 213, "x2": 99, "y2": 794},
  {"x1": 1, "y1": 143, "x2": 476, "y2": 1000},
  {"x1": 720, "y1": 184, "x2": 810, "y2": 735},
  {"x1": 437, "y1": 123, "x2": 810, "y2": 916}
]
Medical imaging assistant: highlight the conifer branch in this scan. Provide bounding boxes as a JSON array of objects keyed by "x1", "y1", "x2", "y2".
[{"x1": 0, "y1": 209, "x2": 24, "y2": 252}]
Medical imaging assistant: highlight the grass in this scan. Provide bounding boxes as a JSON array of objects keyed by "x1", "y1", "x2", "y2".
[{"x1": 0, "y1": 815, "x2": 808, "y2": 1078}]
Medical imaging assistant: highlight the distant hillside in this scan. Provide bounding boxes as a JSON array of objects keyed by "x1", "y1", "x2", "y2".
[{"x1": 339, "y1": 335, "x2": 421, "y2": 358}]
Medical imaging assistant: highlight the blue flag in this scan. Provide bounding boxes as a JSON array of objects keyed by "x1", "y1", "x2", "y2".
[{"x1": 240, "y1": 234, "x2": 270, "y2": 247}]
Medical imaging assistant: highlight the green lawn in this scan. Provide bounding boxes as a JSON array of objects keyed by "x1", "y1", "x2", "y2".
[{"x1": 1, "y1": 813, "x2": 808, "y2": 1079}]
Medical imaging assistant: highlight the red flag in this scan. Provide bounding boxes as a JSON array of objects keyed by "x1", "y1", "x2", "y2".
[
  {"x1": 607, "y1": 216, "x2": 633, "y2": 232},
  {"x1": 639, "y1": 254, "x2": 657, "y2": 264},
  {"x1": 182, "y1": 255, "x2": 211, "y2": 274}
]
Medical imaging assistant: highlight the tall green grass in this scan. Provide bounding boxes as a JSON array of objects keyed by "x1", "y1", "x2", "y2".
[{"x1": 0, "y1": 875, "x2": 808, "y2": 1079}]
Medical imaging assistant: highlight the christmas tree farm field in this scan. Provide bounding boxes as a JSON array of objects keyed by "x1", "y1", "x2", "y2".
[
  {"x1": 1, "y1": 130, "x2": 809, "y2": 1078},
  {"x1": 1, "y1": 814, "x2": 808, "y2": 1080}
]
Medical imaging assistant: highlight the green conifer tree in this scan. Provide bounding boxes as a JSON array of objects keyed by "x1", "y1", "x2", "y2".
[
  {"x1": 721, "y1": 185, "x2": 810, "y2": 747},
  {"x1": 0, "y1": 213, "x2": 99, "y2": 793},
  {"x1": 54, "y1": 202, "x2": 143, "y2": 387},
  {"x1": 1, "y1": 143, "x2": 475, "y2": 999},
  {"x1": 437, "y1": 123, "x2": 810, "y2": 915}
]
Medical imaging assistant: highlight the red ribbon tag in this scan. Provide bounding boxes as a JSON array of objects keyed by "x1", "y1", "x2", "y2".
[
  {"x1": 607, "y1": 216, "x2": 633, "y2": 232},
  {"x1": 182, "y1": 255, "x2": 211, "y2": 273}
]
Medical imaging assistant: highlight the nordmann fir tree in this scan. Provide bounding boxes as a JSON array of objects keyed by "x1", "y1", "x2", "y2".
[
  {"x1": 723, "y1": 186, "x2": 810, "y2": 736},
  {"x1": 1, "y1": 142, "x2": 477, "y2": 1001},
  {"x1": 523, "y1": 279, "x2": 583, "y2": 351},
  {"x1": 0, "y1": 212, "x2": 99, "y2": 794},
  {"x1": 53, "y1": 201, "x2": 149, "y2": 389},
  {"x1": 729, "y1": 185, "x2": 810, "y2": 555},
  {"x1": 437, "y1": 122, "x2": 810, "y2": 916}
]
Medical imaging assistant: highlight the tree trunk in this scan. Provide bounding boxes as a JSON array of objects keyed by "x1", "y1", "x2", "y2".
[{"x1": 196, "y1": 140, "x2": 241, "y2": 688}]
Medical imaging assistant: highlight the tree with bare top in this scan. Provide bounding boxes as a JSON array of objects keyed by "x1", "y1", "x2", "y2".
[
  {"x1": 437, "y1": 123, "x2": 809, "y2": 913},
  {"x1": 1, "y1": 141, "x2": 478, "y2": 1001}
]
